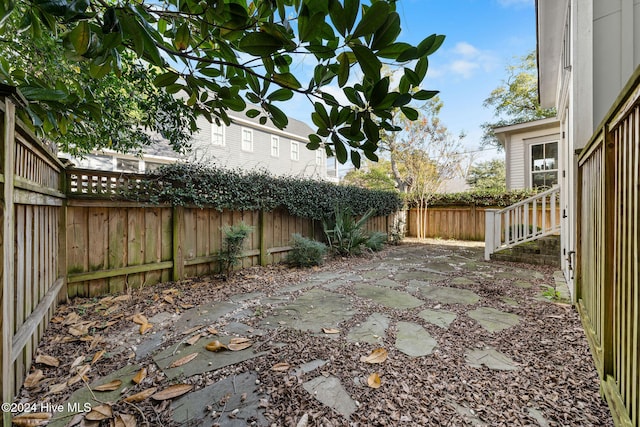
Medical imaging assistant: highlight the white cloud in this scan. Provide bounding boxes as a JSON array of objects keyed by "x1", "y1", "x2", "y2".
[
  {"x1": 450, "y1": 60, "x2": 479, "y2": 79},
  {"x1": 436, "y1": 42, "x2": 499, "y2": 79}
]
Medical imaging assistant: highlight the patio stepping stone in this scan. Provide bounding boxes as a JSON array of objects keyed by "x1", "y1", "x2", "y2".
[
  {"x1": 261, "y1": 288, "x2": 356, "y2": 332},
  {"x1": 353, "y1": 284, "x2": 424, "y2": 309},
  {"x1": 501, "y1": 297, "x2": 520, "y2": 307},
  {"x1": 417, "y1": 285, "x2": 481, "y2": 305},
  {"x1": 395, "y1": 321, "x2": 437, "y2": 357},
  {"x1": 175, "y1": 302, "x2": 238, "y2": 331},
  {"x1": 153, "y1": 336, "x2": 268, "y2": 380},
  {"x1": 171, "y1": 371, "x2": 268, "y2": 427},
  {"x1": 418, "y1": 309, "x2": 457, "y2": 329},
  {"x1": 496, "y1": 270, "x2": 544, "y2": 280},
  {"x1": 303, "y1": 376, "x2": 357, "y2": 417},
  {"x1": 361, "y1": 270, "x2": 391, "y2": 280},
  {"x1": 347, "y1": 313, "x2": 390, "y2": 343},
  {"x1": 374, "y1": 278, "x2": 403, "y2": 288},
  {"x1": 394, "y1": 270, "x2": 445, "y2": 281},
  {"x1": 48, "y1": 364, "x2": 141, "y2": 427},
  {"x1": 451, "y1": 277, "x2": 475, "y2": 286},
  {"x1": 467, "y1": 307, "x2": 520, "y2": 332},
  {"x1": 295, "y1": 359, "x2": 328, "y2": 375},
  {"x1": 514, "y1": 280, "x2": 533, "y2": 288},
  {"x1": 464, "y1": 347, "x2": 519, "y2": 371},
  {"x1": 451, "y1": 401, "x2": 489, "y2": 426},
  {"x1": 528, "y1": 408, "x2": 550, "y2": 427}
]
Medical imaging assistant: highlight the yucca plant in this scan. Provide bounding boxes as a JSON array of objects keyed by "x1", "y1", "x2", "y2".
[{"x1": 322, "y1": 206, "x2": 376, "y2": 256}]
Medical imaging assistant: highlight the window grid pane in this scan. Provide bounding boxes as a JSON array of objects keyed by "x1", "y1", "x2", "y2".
[
  {"x1": 242, "y1": 129, "x2": 253, "y2": 152},
  {"x1": 271, "y1": 136, "x2": 279, "y2": 157},
  {"x1": 291, "y1": 141, "x2": 299, "y2": 161}
]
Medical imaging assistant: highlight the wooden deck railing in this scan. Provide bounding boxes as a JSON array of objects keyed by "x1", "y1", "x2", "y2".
[
  {"x1": 577, "y1": 65, "x2": 640, "y2": 427},
  {"x1": 484, "y1": 186, "x2": 561, "y2": 260}
]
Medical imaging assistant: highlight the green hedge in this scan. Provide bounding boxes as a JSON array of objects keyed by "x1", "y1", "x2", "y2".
[
  {"x1": 133, "y1": 164, "x2": 402, "y2": 220},
  {"x1": 407, "y1": 189, "x2": 542, "y2": 208}
]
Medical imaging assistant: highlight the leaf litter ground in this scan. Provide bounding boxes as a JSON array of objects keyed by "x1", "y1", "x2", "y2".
[{"x1": 15, "y1": 240, "x2": 612, "y2": 426}]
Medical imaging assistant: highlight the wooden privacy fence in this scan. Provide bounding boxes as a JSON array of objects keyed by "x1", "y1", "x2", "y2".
[
  {"x1": 576, "y1": 66, "x2": 640, "y2": 426},
  {"x1": 0, "y1": 88, "x2": 66, "y2": 424},
  {"x1": 407, "y1": 204, "x2": 560, "y2": 242}
]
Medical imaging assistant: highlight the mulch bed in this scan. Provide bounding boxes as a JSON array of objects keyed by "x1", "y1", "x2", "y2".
[{"x1": 15, "y1": 242, "x2": 612, "y2": 426}]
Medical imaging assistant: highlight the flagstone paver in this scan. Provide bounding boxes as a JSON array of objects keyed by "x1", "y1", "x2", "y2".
[
  {"x1": 353, "y1": 284, "x2": 424, "y2": 309},
  {"x1": 418, "y1": 308, "x2": 457, "y2": 329},
  {"x1": 467, "y1": 307, "x2": 521, "y2": 332},
  {"x1": 347, "y1": 313, "x2": 390, "y2": 343},
  {"x1": 465, "y1": 347, "x2": 519, "y2": 371},
  {"x1": 303, "y1": 376, "x2": 357, "y2": 417},
  {"x1": 395, "y1": 321, "x2": 437, "y2": 357},
  {"x1": 171, "y1": 371, "x2": 267, "y2": 426},
  {"x1": 154, "y1": 338, "x2": 268, "y2": 380},
  {"x1": 261, "y1": 288, "x2": 356, "y2": 332},
  {"x1": 417, "y1": 284, "x2": 481, "y2": 305}
]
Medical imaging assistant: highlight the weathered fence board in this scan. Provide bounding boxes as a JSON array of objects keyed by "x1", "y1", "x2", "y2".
[
  {"x1": 577, "y1": 65, "x2": 640, "y2": 427},
  {"x1": 0, "y1": 89, "x2": 66, "y2": 424}
]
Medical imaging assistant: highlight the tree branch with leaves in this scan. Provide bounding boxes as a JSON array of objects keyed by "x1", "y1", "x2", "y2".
[{"x1": 0, "y1": 0, "x2": 444, "y2": 165}]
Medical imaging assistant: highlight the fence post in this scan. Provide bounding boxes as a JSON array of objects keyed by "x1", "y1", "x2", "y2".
[
  {"x1": 484, "y1": 209, "x2": 499, "y2": 261},
  {"x1": 259, "y1": 210, "x2": 267, "y2": 266},
  {"x1": 1, "y1": 96, "x2": 16, "y2": 426},
  {"x1": 172, "y1": 206, "x2": 184, "y2": 281}
]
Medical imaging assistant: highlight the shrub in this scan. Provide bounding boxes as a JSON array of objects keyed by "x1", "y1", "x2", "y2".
[
  {"x1": 366, "y1": 231, "x2": 388, "y2": 252},
  {"x1": 285, "y1": 234, "x2": 327, "y2": 267},
  {"x1": 407, "y1": 189, "x2": 542, "y2": 208},
  {"x1": 322, "y1": 206, "x2": 375, "y2": 256},
  {"x1": 218, "y1": 222, "x2": 254, "y2": 278}
]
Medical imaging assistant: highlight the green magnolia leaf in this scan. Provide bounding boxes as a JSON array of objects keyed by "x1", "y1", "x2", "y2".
[
  {"x1": 351, "y1": 1, "x2": 388, "y2": 39},
  {"x1": 351, "y1": 150, "x2": 361, "y2": 168},
  {"x1": 153, "y1": 72, "x2": 179, "y2": 87},
  {"x1": 369, "y1": 76, "x2": 389, "y2": 108},
  {"x1": 363, "y1": 148, "x2": 379, "y2": 162},
  {"x1": 401, "y1": 106, "x2": 419, "y2": 120},
  {"x1": 272, "y1": 72, "x2": 301, "y2": 89},
  {"x1": 299, "y1": 11, "x2": 325, "y2": 41},
  {"x1": 333, "y1": 135, "x2": 348, "y2": 164},
  {"x1": 21, "y1": 87, "x2": 69, "y2": 102},
  {"x1": 414, "y1": 57, "x2": 429, "y2": 81},
  {"x1": 418, "y1": 34, "x2": 446, "y2": 56},
  {"x1": 396, "y1": 46, "x2": 419, "y2": 63},
  {"x1": 363, "y1": 118, "x2": 379, "y2": 142},
  {"x1": 68, "y1": 21, "x2": 90, "y2": 55},
  {"x1": 376, "y1": 42, "x2": 413, "y2": 60},
  {"x1": 328, "y1": 1, "x2": 346, "y2": 35},
  {"x1": 413, "y1": 90, "x2": 438, "y2": 100},
  {"x1": 266, "y1": 103, "x2": 288, "y2": 128},
  {"x1": 337, "y1": 52, "x2": 350, "y2": 87},
  {"x1": 239, "y1": 32, "x2": 284, "y2": 56},
  {"x1": 351, "y1": 44, "x2": 380, "y2": 81},
  {"x1": 174, "y1": 23, "x2": 190, "y2": 51},
  {"x1": 267, "y1": 88, "x2": 293, "y2": 101},
  {"x1": 33, "y1": 0, "x2": 67, "y2": 17},
  {"x1": 371, "y1": 12, "x2": 400, "y2": 51},
  {"x1": 246, "y1": 109, "x2": 260, "y2": 118},
  {"x1": 343, "y1": 0, "x2": 359, "y2": 33}
]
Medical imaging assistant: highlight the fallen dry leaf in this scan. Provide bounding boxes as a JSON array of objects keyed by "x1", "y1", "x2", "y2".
[
  {"x1": 48, "y1": 382, "x2": 67, "y2": 394},
  {"x1": 367, "y1": 372, "x2": 382, "y2": 389},
  {"x1": 361, "y1": 348, "x2": 388, "y2": 364},
  {"x1": 91, "y1": 350, "x2": 105, "y2": 365},
  {"x1": 24, "y1": 369, "x2": 44, "y2": 388},
  {"x1": 139, "y1": 323, "x2": 152, "y2": 335},
  {"x1": 163, "y1": 295, "x2": 175, "y2": 305},
  {"x1": 205, "y1": 340, "x2": 228, "y2": 352},
  {"x1": 162, "y1": 288, "x2": 178, "y2": 295},
  {"x1": 64, "y1": 312, "x2": 80, "y2": 325},
  {"x1": 11, "y1": 412, "x2": 52, "y2": 426},
  {"x1": 181, "y1": 325, "x2": 203, "y2": 335},
  {"x1": 186, "y1": 334, "x2": 201, "y2": 346},
  {"x1": 94, "y1": 379, "x2": 122, "y2": 392},
  {"x1": 114, "y1": 414, "x2": 137, "y2": 427},
  {"x1": 68, "y1": 323, "x2": 90, "y2": 337},
  {"x1": 322, "y1": 328, "x2": 340, "y2": 334},
  {"x1": 132, "y1": 368, "x2": 147, "y2": 384},
  {"x1": 123, "y1": 387, "x2": 157, "y2": 403},
  {"x1": 35, "y1": 354, "x2": 59, "y2": 367},
  {"x1": 180, "y1": 304, "x2": 194, "y2": 309},
  {"x1": 207, "y1": 326, "x2": 218, "y2": 335},
  {"x1": 271, "y1": 362, "x2": 291, "y2": 372},
  {"x1": 113, "y1": 295, "x2": 131, "y2": 302},
  {"x1": 228, "y1": 337, "x2": 252, "y2": 351},
  {"x1": 169, "y1": 352, "x2": 198, "y2": 368},
  {"x1": 70, "y1": 355, "x2": 86, "y2": 371},
  {"x1": 151, "y1": 384, "x2": 193, "y2": 400},
  {"x1": 85, "y1": 404, "x2": 113, "y2": 421},
  {"x1": 132, "y1": 314, "x2": 148, "y2": 325}
]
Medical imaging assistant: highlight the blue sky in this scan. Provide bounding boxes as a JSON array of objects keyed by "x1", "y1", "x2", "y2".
[{"x1": 283, "y1": 0, "x2": 537, "y2": 164}]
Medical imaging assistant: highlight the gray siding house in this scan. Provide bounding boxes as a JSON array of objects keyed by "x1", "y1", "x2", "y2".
[{"x1": 64, "y1": 110, "x2": 337, "y2": 181}]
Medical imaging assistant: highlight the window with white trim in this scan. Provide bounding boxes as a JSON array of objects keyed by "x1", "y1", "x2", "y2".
[
  {"x1": 241, "y1": 128, "x2": 253, "y2": 152},
  {"x1": 290, "y1": 141, "x2": 299, "y2": 161},
  {"x1": 211, "y1": 122, "x2": 225, "y2": 146},
  {"x1": 531, "y1": 141, "x2": 558, "y2": 189},
  {"x1": 271, "y1": 135, "x2": 280, "y2": 157}
]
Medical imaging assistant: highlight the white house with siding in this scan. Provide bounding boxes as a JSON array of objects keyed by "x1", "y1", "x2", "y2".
[
  {"x1": 65, "y1": 110, "x2": 337, "y2": 181},
  {"x1": 493, "y1": 117, "x2": 560, "y2": 191},
  {"x1": 536, "y1": 0, "x2": 640, "y2": 293}
]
